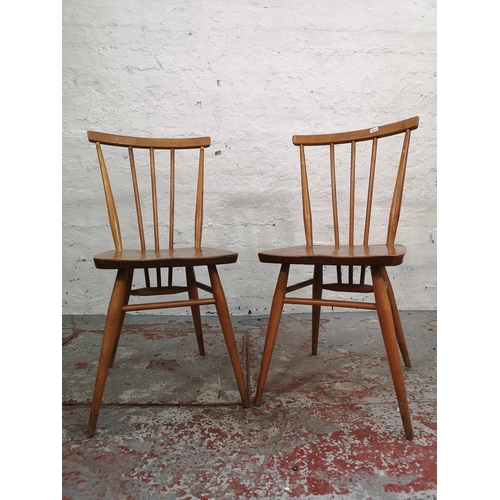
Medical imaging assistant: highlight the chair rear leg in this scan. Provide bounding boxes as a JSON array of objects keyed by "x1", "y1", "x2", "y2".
[
  {"x1": 381, "y1": 267, "x2": 411, "y2": 367},
  {"x1": 87, "y1": 268, "x2": 131, "y2": 437},
  {"x1": 254, "y1": 263, "x2": 290, "y2": 407},
  {"x1": 371, "y1": 265, "x2": 414, "y2": 440},
  {"x1": 186, "y1": 266, "x2": 205, "y2": 356},
  {"x1": 311, "y1": 264, "x2": 323, "y2": 355},
  {"x1": 207, "y1": 265, "x2": 250, "y2": 408},
  {"x1": 109, "y1": 269, "x2": 134, "y2": 367}
]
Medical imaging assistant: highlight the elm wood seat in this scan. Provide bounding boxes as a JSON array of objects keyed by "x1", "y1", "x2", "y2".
[
  {"x1": 94, "y1": 248, "x2": 238, "y2": 269},
  {"x1": 254, "y1": 117, "x2": 419, "y2": 440},
  {"x1": 85, "y1": 131, "x2": 250, "y2": 437},
  {"x1": 259, "y1": 244, "x2": 406, "y2": 266}
]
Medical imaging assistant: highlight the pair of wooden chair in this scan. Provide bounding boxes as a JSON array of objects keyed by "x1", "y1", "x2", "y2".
[{"x1": 85, "y1": 116, "x2": 419, "y2": 440}]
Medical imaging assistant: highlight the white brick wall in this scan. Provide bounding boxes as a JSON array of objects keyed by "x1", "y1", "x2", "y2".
[{"x1": 62, "y1": 0, "x2": 437, "y2": 315}]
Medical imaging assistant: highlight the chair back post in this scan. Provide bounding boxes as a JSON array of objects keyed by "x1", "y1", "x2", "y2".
[
  {"x1": 363, "y1": 137, "x2": 378, "y2": 245},
  {"x1": 299, "y1": 144, "x2": 313, "y2": 248},
  {"x1": 194, "y1": 146, "x2": 205, "y2": 251},
  {"x1": 95, "y1": 142, "x2": 123, "y2": 251},
  {"x1": 127, "y1": 146, "x2": 147, "y2": 251},
  {"x1": 348, "y1": 141, "x2": 356, "y2": 246},
  {"x1": 169, "y1": 148, "x2": 175, "y2": 251},
  {"x1": 149, "y1": 148, "x2": 161, "y2": 252},
  {"x1": 386, "y1": 128, "x2": 412, "y2": 246},
  {"x1": 329, "y1": 143, "x2": 340, "y2": 247}
]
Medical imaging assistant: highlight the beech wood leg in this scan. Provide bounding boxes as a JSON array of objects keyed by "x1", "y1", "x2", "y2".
[
  {"x1": 87, "y1": 268, "x2": 131, "y2": 437},
  {"x1": 207, "y1": 265, "x2": 250, "y2": 408},
  {"x1": 254, "y1": 263, "x2": 290, "y2": 407},
  {"x1": 371, "y1": 265, "x2": 414, "y2": 440},
  {"x1": 109, "y1": 269, "x2": 133, "y2": 367},
  {"x1": 311, "y1": 264, "x2": 323, "y2": 355},
  {"x1": 186, "y1": 266, "x2": 205, "y2": 356},
  {"x1": 381, "y1": 266, "x2": 412, "y2": 367}
]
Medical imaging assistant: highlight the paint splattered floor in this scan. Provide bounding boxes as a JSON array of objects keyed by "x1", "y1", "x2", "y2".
[{"x1": 62, "y1": 311, "x2": 436, "y2": 499}]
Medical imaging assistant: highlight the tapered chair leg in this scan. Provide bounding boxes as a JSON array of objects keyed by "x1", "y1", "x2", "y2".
[
  {"x1": 207, "y1": 265, "x2": 250, "y2": 408},
  {"x1": 311, "y1": 264, "x2": 323, "y2": 355},
  {"x1": 381, "y1": 266, "x2": 412, "y2": 367},
  {"x1": 109, "y1": 269, "x2": 134, "y2": 367},
  {"x1": 87, "y1": 268, "x2": 132, "y2": 438},
  {"x1": 254, "y1": 263, "x2": 290, "y2": 407},
  {"x1": 371, "y1": 265, "x2": 414, "y2": 440},
  {"x1": 186, "y1": 266, "x2": 205, "y2": 356}
]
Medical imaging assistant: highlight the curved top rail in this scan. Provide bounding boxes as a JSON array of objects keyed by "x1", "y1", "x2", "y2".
[
  {"x1": 87, "y1": 131, "x2": 211, "y2": 150},
  {"x1": 292, "y1": 116, "x2": 419, "y2": 146}
]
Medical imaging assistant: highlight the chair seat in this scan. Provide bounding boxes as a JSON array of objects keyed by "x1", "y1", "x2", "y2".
[
  {"x1": 94, "y1": 247, "x2": 238, "y2": 269},
  {"x1": 258, "y1": 244, "x2": 406, "y2": 266}
]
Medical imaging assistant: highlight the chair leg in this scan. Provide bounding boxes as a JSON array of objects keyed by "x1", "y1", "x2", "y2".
[
  {"x1": 87, "y1": 268, "x2": 131, "y2": 438},
  {"x1": 254, "y1": 263, "x2": 290, "y2": 407},
  {"x1": 109, "y1": 269, "x2": 134, "y2": 367},
  {"x1": 186, "y1": 266, "x2": 205, "y2": 356},
  {"x1": 381, "y1": 267, "x2": 412, "y2": 367},
  {"x1": 371, "y1": 265, "x2": 414, "y2": 440},
  {"x1": 311, "y1": 264, "x2": 323, "y2": 355},
  {"x1": 207, "y1": 265, "x2": 250, "y2": 408}
]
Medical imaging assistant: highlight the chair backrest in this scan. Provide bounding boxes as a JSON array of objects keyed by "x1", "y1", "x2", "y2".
[
  {"x1": 87, "y1": 132, "x2": 210, "y2": 252},
  {"x1": 292, "y1": 117, "x2": 419, "y2": 248}
]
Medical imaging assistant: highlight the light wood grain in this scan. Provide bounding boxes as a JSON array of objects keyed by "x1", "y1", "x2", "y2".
[
  {"x1": 128, "y1": 147, "x2": 146, "y2": 252},
  {"x1": 94, "y1": 247, "x2": 238, "y2": 269},
  {"x1": 96, "y1": 143, "x2": 122, "y2": 251},
  {"x1": 292, "y1": 116, "x2": 418, "y2": 146},
  {"x1": 88, "y1": 131, "x2": 211, "y2": 150},
  {"x1": 300, "y1": 144, "x2": 313, "y2": 248},
  {"x1": 256, "y1": 117, "x2": 419, "y2": 440},
  {"x1": 259, "y1": 244, "x2": 406, "y2": 266},
  {"x1": 169, "y1": 148, "x2": 175, "y2": 251},
  {"x1": 194, "y1": 147, "x2": 204, "y2": 250},
  {"x1": 86, "y1": 131, "x2": 247, "y2": 436},
  {"x1": 387, "y1": 129, "x2": 412, "y2": 246}
]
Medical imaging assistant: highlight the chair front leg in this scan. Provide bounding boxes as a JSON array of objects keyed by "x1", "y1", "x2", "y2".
[
  {"x1": 254, "y1": 263, "x2": 290, "y2": 407},
  {"x1": 311, "y1": 264, "x2": 323, "y2": 355},
  {"x1": 186, "y1": 266, "x2": 205, "y2": 356},
  {"x1": 207, "y1": 265, "x2": 250, "y2": 408},
  {"x1": 371, "y1": 265, "x2": 414, "y2": 440},
  {"x1": 109, "y1": 268, "x2": 134, "y2": 367},
  {"x1": 381, "y1": 266, "x2": 412, "y2": 367},
  {"x1": 87, "y1": 268, "x2": 132, "y2": 437}
]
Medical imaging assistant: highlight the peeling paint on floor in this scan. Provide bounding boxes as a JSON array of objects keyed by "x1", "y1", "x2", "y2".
[{"x1": 63, "y1": 311, "x2": 436, "y2": 499}]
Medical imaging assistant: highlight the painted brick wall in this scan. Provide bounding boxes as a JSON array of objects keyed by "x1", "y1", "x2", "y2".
[{"x1": 62, "y1": 0, "x2": 437, "y2": 315}]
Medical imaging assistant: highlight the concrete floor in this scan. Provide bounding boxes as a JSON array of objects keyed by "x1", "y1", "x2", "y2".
[{"x1": 62, "y1": 311, "x2": 437, "y2": 499}]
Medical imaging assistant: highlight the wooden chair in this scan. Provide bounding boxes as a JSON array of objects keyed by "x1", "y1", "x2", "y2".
[
  {"x1": 86, "y1": 132, "x2": 250, "y2": 437},
  {"x1": 254, "y1": 117, "x2": 419, "y2": 440}
]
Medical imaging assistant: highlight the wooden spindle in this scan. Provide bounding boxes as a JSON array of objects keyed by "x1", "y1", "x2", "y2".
[
  {"x1": 169, "y1": 148, "x2": 175, "y2": 251},
  {"x1": 96, "y1": 143, "x2": 122, "y2": 251},
  {"x1": 331, "y1": 143, "x2": 342, "y2": 283},
  {"x1": 330, "y1": 143, "x2": 340, "y2": 247},
  {"x1": 336, "y1": 266, "x2": 342, "y2": 284},
  {"x1": 150, "y1": 148, "x2": 160, "y2": 251},
  {"x1": 349, "y1": 141, "x2": 356, "y2": 246},
  {"x1": 360, "y1": 265, "x2": 366, "y2": 285},
  {"x1": 364, "y1": 137, "x2": 378, "y2": 245},
  {"x1": 128, "y1": 147, "x2": 146, "y2": 251},
  {"x1": 194, "y1": 147, "x2": 204, "y2": 250},
  {"x1": 387, "y1": 130, "x2": 411, "y2": 246},
  {"x1": 300, "y1": 144, "x2": 313, "y2": 248}
]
